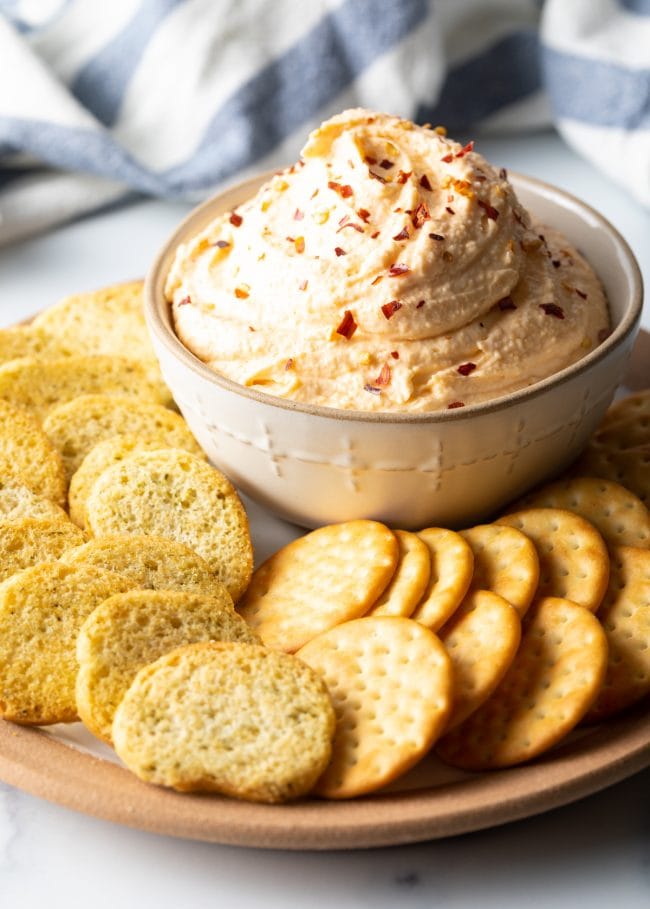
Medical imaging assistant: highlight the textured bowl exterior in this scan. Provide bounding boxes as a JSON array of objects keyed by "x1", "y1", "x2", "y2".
[{"x1": 146, "y1": 174, "x2": 642, "y2": 530}]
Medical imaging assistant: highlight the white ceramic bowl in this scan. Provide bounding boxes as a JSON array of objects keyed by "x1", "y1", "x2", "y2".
[{"x1": 145, "y1": 173, "x2": 642, "y2": 530}]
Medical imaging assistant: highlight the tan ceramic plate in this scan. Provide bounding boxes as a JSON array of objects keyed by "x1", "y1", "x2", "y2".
[{"x1": 0, "y1": 330, "x2": 648, "y2": 850}]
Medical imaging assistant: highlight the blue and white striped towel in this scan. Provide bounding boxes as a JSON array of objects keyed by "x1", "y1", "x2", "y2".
[{"x1": 0, "y1": 0, "x2": 648, "y2": 245}]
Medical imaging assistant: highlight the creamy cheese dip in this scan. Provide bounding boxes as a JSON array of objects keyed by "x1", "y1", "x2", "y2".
[{"x1": 166, "y1": 109, "x2": 609, "y2": 412}]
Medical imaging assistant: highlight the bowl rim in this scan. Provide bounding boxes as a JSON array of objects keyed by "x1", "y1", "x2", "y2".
[{"x1": 145, "y1": 171, "x2": 643, "y2": 425}]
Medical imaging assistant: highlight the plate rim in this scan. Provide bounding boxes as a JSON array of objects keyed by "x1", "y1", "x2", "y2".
[{"x1": 1, "y1": 710, "x2": 648, "y2": 850}]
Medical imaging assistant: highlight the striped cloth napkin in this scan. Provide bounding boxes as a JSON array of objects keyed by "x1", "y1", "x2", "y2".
[{"x1": 0, "y1": 0, "x2": 648, "y2": 245}]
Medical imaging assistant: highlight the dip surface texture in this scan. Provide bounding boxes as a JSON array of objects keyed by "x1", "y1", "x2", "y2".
[{"x1": 166, "y1": 110, "x2": 609, "y2": 413}]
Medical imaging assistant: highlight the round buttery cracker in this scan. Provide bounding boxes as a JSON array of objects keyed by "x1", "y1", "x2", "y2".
[
  {"x1": 60, "y1": 535, "x2": 225, "y2": 598},
  {"x1": 0, "y1": 563, "x2": 134, "y2": 724},
  {"x1": 0, "y1": 355, "x2": 169, "y2": 420},
  {"x1": 0, "y1": 477, "x2": 68, "y2": 524},
  {"x1": 459, "y1": 523, "x2": 539, "y2": 616},
  {"x1": 238, "y1": 521, "x2": 398, "y2": 652},
  {"x1": 496, "y1": 508, "x2": 609, "y2": 612},
  {"x1": 586, "y1": 546, "x2": 650, "y2": 721},
  {"x1": 76, "y1": 588, "x2": 259, "y2": 742},
  {"x1": 297, "y1": 616, "x2": 452, "y2": 798},
  {"x1": 410, "y1": 528, "x2": 474, "y2": 630},
  {"x1": 68, "y1": 433, "x2": 206, "y2": 527},
  {"x1": 0, "y1": 517, "x2": 85, "y2": 584},
  {"x1": 519, "y1": 476, "x2": 650, "y2": 550},
  {"x1": 437, "y1": 597, "x2": 608, "y2": 769},
  {"x1": 112, "y1": 642, "x2": 335, "y2": 802},
  {"x1": 574, "y1": 445, "x2": 650, "y2": 506},
  {"x1": 43, "y1": 394, "x2": 202, "y2": 477},
  {"x1": 367, "y1": 529, "x2": 430, "y2": 617},
  {"x1": 598, "y1": 390, "x2": 650, "y2": 433},
  {"x1": 85, "y1": 450, "x2": 253, "y2": 601},
  {"x1": 438, "y1": 590, "x2": 521, "y2": 731},
  {"x1": 0, "y1": 323, "x2": 71, "y2": 364},
  {"x1": 0, "y1": 400, "x2": 67, "y2": 506}
]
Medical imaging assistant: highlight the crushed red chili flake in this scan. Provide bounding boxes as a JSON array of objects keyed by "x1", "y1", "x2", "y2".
[
  {"x1": 455, "y1": 140, "x2": 474, "y2": 158},
  {"x1": 475, "y1": 174, "x2": 487, "y2": 183},
  {"x1": 334, "y1": 246, "x2": 346, "y2": 257},
  {"x1": 429, "y1": 232, "x2": 445, "y2": 241},
  {"x1": 336, "y1": 310, "x2": 357, "y2": 339},
  {"x1": 419, "y1": 174, "x2": 433, "y2": 191},
  {"x1": 328, "y1": 181, "x2": 353, "y2": 198},
  {"x1": 396, "y1": 170, "x2": 412, "y2": 184},
  {"x1": 298, "y1": 279, "x2": 308, "y2": 291},
  {"x1": 411, "y1": 202, "x2": 431, "y2": 229},
  {"x1": 364, "y1": 384, "x2": 382, "y2": 395},
  {"x1": 294, "y1": 236, "x2": 305, "y2": 254},
  {"x1": 457, "y1": 362, "x2": 477, "y2": 376},
  {"x1": 369, "y1": 170, "x2": 387, "y2": 184},
  {"x1": 310, "y1": 188, "x2": 319, "y2": 199},
  {"x1": 339, "y1": 215, "x2": 350, "y2": 227},
  {"x1": 338, "y1": 222, "x2": 365, "y2": 233},
  {"x1": 229, "y1": 212, "x2": 243, "y2": 227},
  {"x1": 598, "y1": 327, "x2": 610, "y2": 343},
  {"x1": 478, "y1": 200, "x2": 499, "y2": 220},
  {"x1": 357, "y1": 208, "x2": 371, "y2": 222},
  {"x1": 416, "y1": 299, "x2": 426, "y2": 309},
  {"x1": 214, "y1": 240, "x2": 230, "y2": 249},
  {"x1": 447, "y1": 401, "x2": 465, "y2": 409},
  {"x1": 390, "y1": 350, "x2": 399, "y2": 359},
  {"x1": 538, "y1": 233, "x2": 547, "y2": 243},
  {"x1": 445, "y1": 206, "x2": 455, "y2": 215},
  {"x1": 552, "y1": 259, "x2": 561, "y2": 268},
  {"x1": 178, "y1": 296, "x2": 191, "y2": 306},
  {"x1": 499, "y1": 167, "x2": 508, "y2": 180},
  {"x1": 388, "y1": 264, "x2": 411, "y2": 277},
  {"x1": 379, "y1": 158, "x2": 394, "y2": 169},
  {"x1": 381, "y1": 300, "x2": 402, "y2": 319},
  {"x1": 375, "y1": 363, "x2": 391, "y2": 387},
  {"x1": 441, "y1": 153, "x2": 453, "y2": 163},
  {"x1": 575, "y1": 288, "x2": 588, "y2": 299},
  {"x1": 540, "y1": 303, "x2": 565, "y2": 319},
  {"x1": 513, "y1": 210, "x2": 524, "y2": 226},
  {"x1": 392, "y1": 227, "x2": 410, "y2": 241},
  {"x1": 294, "y1": 208, "x2": 304, "y2": 220},
  {"x1": 371, "y1": 275, "x2": 383, "y2": 285},
  {"x1": 497, "y1": 295, "x2": 517, "y2": 311},
  {"x1": 235, "y1": 287, "x2": 250, "y2": 299},
  {"x1": 364, "y1": 154, "x2": 378, "y2": 165},
  {"x1": 371, "y1": 231, "x2": 380, "y2": 238},
  {"x1": 285, "y1": 358, "x2": 294, "y2": 370}
]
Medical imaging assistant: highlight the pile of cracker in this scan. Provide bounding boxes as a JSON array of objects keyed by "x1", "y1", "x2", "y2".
[{"x1": 0, "y1": 283, "x2": 648, "y2": 805}]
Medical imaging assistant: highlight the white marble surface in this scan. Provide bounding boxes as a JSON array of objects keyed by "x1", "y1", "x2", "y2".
[{"x1": 0, "y1": 132, "x2": 649, "y2": 907}]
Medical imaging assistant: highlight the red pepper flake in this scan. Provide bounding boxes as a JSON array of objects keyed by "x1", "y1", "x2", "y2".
[
  {"x1": 371, "y1": 275, "x2": 383, "y2": 286},
  {"x1": 293, "y1": 208, "x2": 304, "y2": 220},
  {"x1": 457, "y1": 362, "x2": 477, "y2": 376},
  {"x1": 328, "y1": 181, "x2": 353, "y2": 198},
  {"x1": 379, "y1": 158, "x2": 394, "y2": 170},
  {"x1": 396, "y1": 170, "x2": 412, "y2": 184},
  {"x1": 551, "y1": 259, "x2": 561, "y2": 268},
  {"x1": 598, "y1": 327, "x2": 610, "y2": 343},
  {"x1": 445, "y1": 206, "x2": 455, "y2": 215},
  {"x1": 499, "y1": 167, "x2": 508, "y2": 180},
  {"x1": 390, "y1": 350, "x2": 399, "y2": 359},
  {"x1": 455, "y1": 140, "x2": 475, "y2": 158},
  {"x1": 375, "y1": 363, "x2": 391, "y2": 387},
  {"x1": 513, "y1": 210, "x2": 524, "y2": 226},
  {"x1": 371, "y1": 230, "x2": 380, "y2": 239},
  {"x1": 478, "y1": 200, "x2": 499, "y2": 220},
  {"x1": 388, "y1": 264, "x2": 411, "y2": 277},
  {"x1": 447, "y1": 401, "x2": 465, "y2": 409},
  {"x1": 178, "y1": 296, "x2": 191, "y2": 306},
  {"x1": 364, "y1": 383, "x2": 382, "y2": 395},
  {"x1": 411, "y1": 201, "x2": 431, "y2": 229},
  {"x1": 229, "y1": 212, "x2": 243, "y2": 227},
  {"x1": 475, "y1": 174, "x2": 487, "y2": 183},
  {"x1": 540, "y1": 303, "x2": 565, "y2": 319},
  {"x1": 429, "y1": 232, "x2": 445, "y2": 241},
  {"x1": 235, "y1": 287, "x2": 249, "y2": 299},
  {"x1": 338, "y1": 222, "x2": 365, "y2": 233},
  {"x1": 285, "y1": 358, "x2": 294, "y2": 370},
  {"x1": 338, "y1": 215, "x2": 350, "y2": 228},
  {"x1": 334, "y1": 246, "x2": 346, "y2": 257},
  {"x1": 369, "y1": 170, "x2": 387, "y2": 184},
  {"x1": 381, "y1": 300, "x2": 402, "y2": 320},
  {"x1": 294, "y1": 236, "x2": 305, "y2": 254},
  {"x1": 364, "y1": 154, "x2": 377, "y2": 165},
  {"x1": 310, "y1": 188, "x2": 319, "y2": 200},
  {"x1": 497, "y1": 296, "x2": 517, "y2": 311},
  {"x1": 336, "y1": 310, "x2": 357, "y2": 339},
  {"x1": 298, "y1": 279, "x2": 308, "y2": 291},
  {"x1": 416, "y1": 299, "x2": 426, "y2": 309},
  {"x1": 441, "y1": 153, "x2": 453, "y2": 163},
  {"x1": 419, "y1": 174, "x2": 433, "y2": 191},
  {"x1": 575, "y1": 288, "x2": 588, "y2": 299},
  {"x1": 357, "y1": 208, "x2": 371, "y2": 222},
  {"x1": 214, "y1": 240, "x2": 230, "y2": 249},
  {"x1": 392, "y1": 227, "x2": 410, "y2": 241}
]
